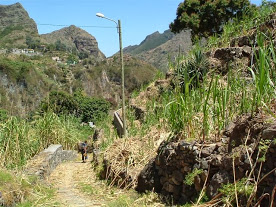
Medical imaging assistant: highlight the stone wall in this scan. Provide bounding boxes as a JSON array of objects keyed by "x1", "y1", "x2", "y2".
[
  {"x1": 113, "y1": 109, "x2": 124, "y2": 138},
  {"x1": 137, "y1": 114, "x2": 276, "y2": 205},
  {"x1": 25, "y1": 144, "x2": 77, "y2": 179}
]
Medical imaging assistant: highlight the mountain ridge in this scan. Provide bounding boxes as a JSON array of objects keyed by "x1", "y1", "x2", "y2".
[
  {"x1": 41, "y1": 25, "x2": 106, "y2": 61},
  {"x1": 124, "y1": 29, "x2": 192, "y2": 72},
  {"x1": 0, "y1": 2, "x2": 39, "y2": 48}
]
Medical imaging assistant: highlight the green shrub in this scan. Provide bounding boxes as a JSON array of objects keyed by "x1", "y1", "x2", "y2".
[
  {"x1": 0, "y1": 25, "x2": 24, "y2": 39},
  {"x1": 219, "y1": 178, "x2": 254, "y2": 205},
  {"x1": 40, "y1": 90, "x2": 110, "y2": 123}
]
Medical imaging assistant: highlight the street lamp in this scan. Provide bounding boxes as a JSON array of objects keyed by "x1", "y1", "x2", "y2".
[{"x1": 96, "y1": 12, "x2": 127, "y2": 137}]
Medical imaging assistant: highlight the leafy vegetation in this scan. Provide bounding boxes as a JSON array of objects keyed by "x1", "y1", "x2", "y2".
[
  {"x1": 170, "y1": 0, "x2": 252, "y2": 39},
  {"x1": 207, "y1": 1, "x2": 276, "y2": 48},
  {"x1": 184, "y1": 168, "x2": 204, "y2": 186},
  {"x1": 219, "y1": 178, "x2": 255, "y2": 206},
  {"x1": 0, "y1": 112, "x2": 92, "y2": 168},
  {"x1": 0, "y1": 25, "x2": 24, "y2": 39},
  {"x1": 40, "y1": 90, "x2": 110, "y2": 123},
  {"x1": 0, "y1": 56, "x2": 34, "y2": 83}
]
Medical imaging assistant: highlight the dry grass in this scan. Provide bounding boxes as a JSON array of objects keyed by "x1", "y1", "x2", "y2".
[{"x1": 103, "y1": 126, "x2": 169, "y2": 189}]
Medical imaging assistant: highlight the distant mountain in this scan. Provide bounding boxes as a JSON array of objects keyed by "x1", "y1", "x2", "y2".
[
  {"x1": 41, "y1": 25, "x2": 105, "y2": 61},
  {"x1": 0, "y1": 3, "x2": 39, "y2": 48},
  {"x1": 0, "y1": 3, "x2": 159, "y2": 116},
  {"x1": 124, "y1": 30, "x2": 174, "y2": 55},
  {"x1": 124, "y1": 29, "x2": 192, "y2": 72}
]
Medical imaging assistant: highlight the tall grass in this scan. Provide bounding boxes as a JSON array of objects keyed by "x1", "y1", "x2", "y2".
[
  {"x1": 207, "y1": 2, "x2": 276, "y2": 49},
  {"x1": 165, "y1": 31, "x2": 276, "y2": 141},
  {"x1": 0, "y1": 112, "x2": 91, "y2": 169}
]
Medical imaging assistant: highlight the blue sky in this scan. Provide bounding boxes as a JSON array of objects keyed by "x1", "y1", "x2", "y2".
[{"x1": 1, "y1": 0, "x2": 269, "y2": 57}]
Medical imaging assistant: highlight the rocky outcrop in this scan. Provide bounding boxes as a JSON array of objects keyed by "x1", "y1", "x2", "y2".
[
  {"x1": 207, "y1": 46, "x2": 253, "y2": 74},
  {"x1": 208, "y1": 12, "x2": 276, "y2": 75},
  {"x1": 41, "y1": 25, "x2": 105, "y2": 61},
  {"x1": 137, "y1": 114, "x2": 276, "y2": 205}
]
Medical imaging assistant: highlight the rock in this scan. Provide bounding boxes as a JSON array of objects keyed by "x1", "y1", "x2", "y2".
[
  {"x1": 201, "y1": 144, "x2": 217, "y2": 157},
  {"x1": 200, "y1": 160, "x2": 209, "y2": 170},
  {"x1": 194, "y1": 175, "x2": 202, "y2": 192},
  {"x1": 200, "y1": 170, "x2": 208, "y2": 182},
  {"x1": 171, "y1": 170, "x2": 184, "y2": 185},
  {"x1": 213, "y1": 47, "x2": 244, "y2": 62},
  {"x1": 262, "y1": 124, "x2": 276, "y2": 140},
  {"x1": 163, "y1": 182, "x2": 175, "y2": 193},
  {"x1": 0, "y1": 3, "x2": 39, "y2": 47},
  {"x1": 136, "y1": 158, "x2": 161, "y2": 193},
  {"x1": 207, "y1": 170, "x2": 231, "y2": 198},
  {"x1": 179, "y1": 141, "x2": 191, "y2": 151},
  {"x1": 222, "y1": 156, "x2": 233, "y2": 171},
  {"x1": 183, "y1": 166, "x2": 191, "y2": 173},
  {"x1": 160, "y1": 176, "x2": 167, "y2": 185},
  {"x1": 25, "y1": 145, "x2": 77, "y2": 179},
  {"x1": 92, "y1": 148, "x2": 100, "y2": 165},
  {"x1": 242, "y1": 46, "x2": 252, "y2": 55},
  {"x1": 211, "y1": 155, "x2": 222, "y2": 167},
  {"x1": 131, "y1": 104, "x2": 146, "y2": 122}
]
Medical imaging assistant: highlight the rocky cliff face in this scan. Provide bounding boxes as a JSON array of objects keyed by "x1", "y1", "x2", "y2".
[
  {"x1": 41, "y1": 25, "x2": 105, "y2": 61},
  {"x1": 0, "y1": 3, "x2": 39, "y2": 47}
]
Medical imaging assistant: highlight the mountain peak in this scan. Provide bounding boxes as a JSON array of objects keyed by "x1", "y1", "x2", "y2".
[
  {"x1": 41, "y1": 25, "x2": 105, "y2": 60},
  {"x1": 11, "y1": 2, "x2": 23, "y2": 8},
  {"x1": 0, "y1": 2, "x2": 38, "y2": 47}
]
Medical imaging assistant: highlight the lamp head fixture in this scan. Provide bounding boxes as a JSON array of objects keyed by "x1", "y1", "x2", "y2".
[{"x1": 96, "y1": 13, "x2": 105, "y2": 18}]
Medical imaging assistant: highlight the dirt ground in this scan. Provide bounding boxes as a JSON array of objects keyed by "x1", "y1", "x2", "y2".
[{"x1": 47, "y1": 153, "x2": 125, "y2": 207}]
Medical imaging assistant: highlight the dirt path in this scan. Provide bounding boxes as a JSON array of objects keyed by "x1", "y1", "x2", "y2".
[{"x1": 47, "y1": 153, "x2": 122, "y2": 207}]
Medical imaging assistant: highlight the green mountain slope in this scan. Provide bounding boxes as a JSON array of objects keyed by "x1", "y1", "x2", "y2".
[{"x1": 0, "y1": 3, "x2": 39, "y2": 48}]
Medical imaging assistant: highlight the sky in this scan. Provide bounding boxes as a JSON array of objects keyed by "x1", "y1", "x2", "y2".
[{"x1": 0, "y1": 0, "x2": 269, "y2": 57}]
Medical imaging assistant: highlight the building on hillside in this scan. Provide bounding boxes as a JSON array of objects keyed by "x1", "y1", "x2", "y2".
[
  {"x1": 12, "y1": 48, "x2": 24, "y2": 54},
  {"x1": 24, "y1": 49, "x2": 34, "y2": 53}
]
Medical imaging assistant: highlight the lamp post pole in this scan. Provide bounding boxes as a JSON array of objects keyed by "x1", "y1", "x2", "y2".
[
  {"x1": 118, "y1": 20, "x2": 127, "y2": 137},
  {"x1": 96, "y1": 13, "x2": 127, "y2": 137}
]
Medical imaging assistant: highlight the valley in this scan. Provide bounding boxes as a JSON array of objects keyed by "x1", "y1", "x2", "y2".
[{"x1": 1, "y1": 1, "x2": 276, "y2": 207}]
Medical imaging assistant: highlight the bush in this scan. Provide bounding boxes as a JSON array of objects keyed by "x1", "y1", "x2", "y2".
[
  {"x1": 40, "y1": 90, "x2": 110, "y2": 123},
  {"x1": 173, "y1": 44, "x2": 209, "y2": 92}
]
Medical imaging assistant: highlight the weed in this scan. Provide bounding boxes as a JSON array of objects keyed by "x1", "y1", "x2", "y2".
[
  {"x1": 184, "y1": 168, "x2": 203, "y2": 186},
  {"x1": 107, "y1": 194, "x2": 135, "y2": 207},
  {"x1": 219, "y1": 178, "x2": 254, "y2": 205},
  {"x1": 78, "y1": 182, "x2": 98, "y2": 195}
]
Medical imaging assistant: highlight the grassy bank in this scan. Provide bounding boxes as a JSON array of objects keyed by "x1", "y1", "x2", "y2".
[{"x1": 0, "y1": 112, "x2": 92, "y2": 169}]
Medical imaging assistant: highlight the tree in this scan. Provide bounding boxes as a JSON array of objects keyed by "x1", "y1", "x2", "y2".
[
  {"x1": 40, "y1": 90, "x2": 110, "y2": 123},
  {"x1": 26, "y1": 36, "x2": 41, "y2": 49},
  {"x1": 55, "y1": 40, "x2": 67, "y2": 51},
  {"x1": 170, "y1": 0, "x2": 251, "y2": 39}
]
